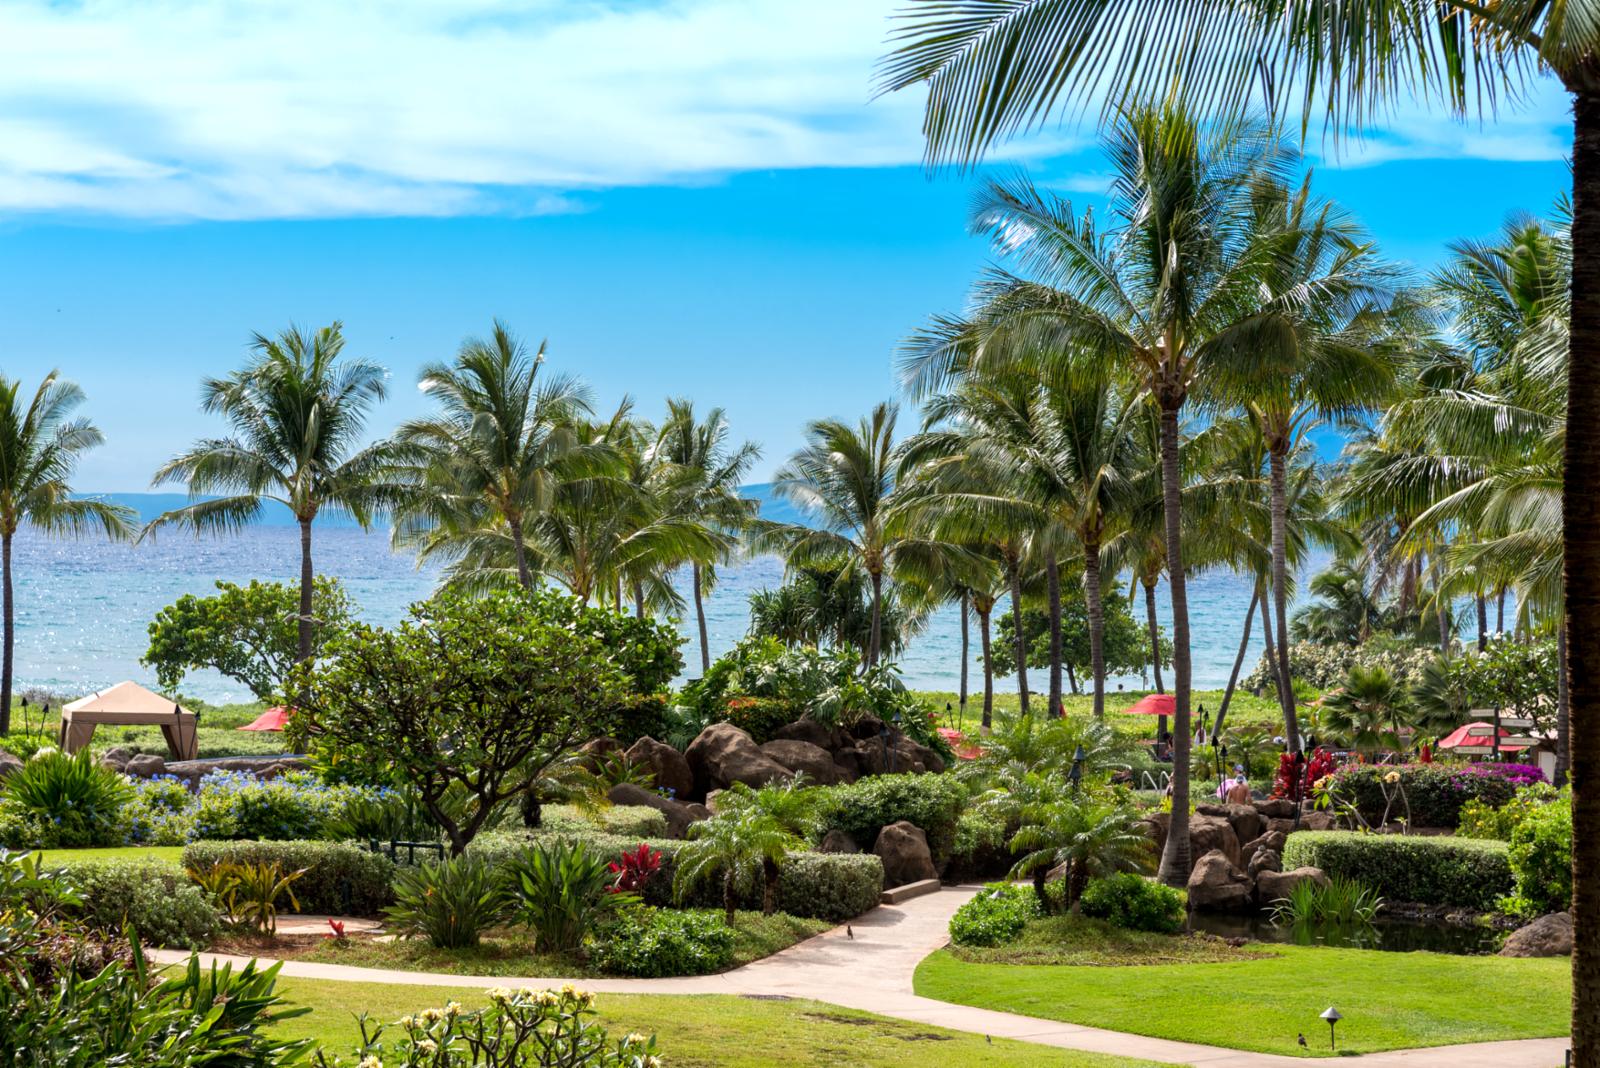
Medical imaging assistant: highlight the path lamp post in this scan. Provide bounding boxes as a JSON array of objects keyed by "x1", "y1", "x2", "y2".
[
  {"x1": 1069, "y1": 744, "x2": 1085, "y2": 793},
  {"x1": 1321, "y1": 1007, "x2": 1342, "y2": 1050}
]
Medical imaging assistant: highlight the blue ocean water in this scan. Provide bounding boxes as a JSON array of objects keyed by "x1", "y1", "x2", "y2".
[{"x1": 12, "y1": 490, "x2": 1314, "y2": 703}]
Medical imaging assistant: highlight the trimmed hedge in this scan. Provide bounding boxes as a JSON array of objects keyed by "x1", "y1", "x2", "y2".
[
  {"x1": 818, "y1": 774, "x2": 968, "y2": 867},
  {"x1": 183, "y1": 839, "x2": 396, "y2": 916},
  {"x1": 467, "y1": 829, "x2": 883, "y2": 922},
  {"x1": 1282, "y1": 831, "x2": 1512, "y2": 910},
  {"x1": 68, "y1": 860, "x2": 220, "y2": 949}
]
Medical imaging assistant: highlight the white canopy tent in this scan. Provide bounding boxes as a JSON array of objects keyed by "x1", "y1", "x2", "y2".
[{"x1": 60, "y1": 681, "x2": 198, "y2": 760}]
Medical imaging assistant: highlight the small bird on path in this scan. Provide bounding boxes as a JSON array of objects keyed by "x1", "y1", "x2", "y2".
[{"x1": 846, "y1": 925, "x2": 853, "y2": 939}]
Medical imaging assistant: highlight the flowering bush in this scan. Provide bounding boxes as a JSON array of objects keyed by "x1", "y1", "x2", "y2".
[
  {"x1": 1269, "y1": 748, "x2": 1338, "y2": 802},
  {"x1": 1460, "y1": 783, "x2": 1562, "y2": 840},
  {"x1": 314, "y1": 986, "x2": 661, "y2": 1068},
  {"x1": 1324, "y1": 763, "x2": 1531, "y2": 829},
  {"x1": 1246, "y1": 639, "x2": 1436, "y2": 692},
  {"x1": 189, "y1": 770, "x2": 381, "y2": 841},
  {"x1": 123, "y1": 775, "x2": 196, "y2": 845}
]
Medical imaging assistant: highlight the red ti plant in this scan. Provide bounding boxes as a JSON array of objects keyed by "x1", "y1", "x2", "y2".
[
  {"x1": 609, "y1": 843, "x2": 662, "y2": 894},
  {"x1": 325, "y1": 918, "x2": 347, "y2": 941}
]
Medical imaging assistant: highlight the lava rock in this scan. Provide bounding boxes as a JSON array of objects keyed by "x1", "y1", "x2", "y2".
[
  {"x1": 1255, "y1": 866, "x2": 1329, "y2": 903},
  {"x1": 1246, "y1": 848, "x2": 1282, "y2": 879},
  {"x1": 124, "y1": 753, "x2": 167, "y2": 779},
  {"x1": 772, "y1": 718, "x2": 843, "y2": 752},
  {"x1": 1186, "y1": 849, "x2": 1254, "y2": 911},
  {"x1": 1197, "y1": 803, "x2": 1264, "y2": 845},
  {"x1": 1240, "y1": 829, "x2": 1287, "y2": 871},
  {"x1": 0, "y1": 751, "x2": 21, "y2": 781},
  {"x1": 873, "y1": 820, "x2": 938, "y2": 887},
  {"x1": 820, "y1": 829, "x2": 860, "y2": 854},
  {"x1": 1189, "y1": 814, "x2": 1242, "y2": 868},
  {"x1": 98, "y1": 746, "x2": 133, "y2": 772},
  {"x1": 625, "y1": 736, "x2": 695, "y2": 800},
  {"x1": 759, "y1": 739, "x2": 844, "y2": 785},
  {"x1": 606, "y1": 782, "x2": 705, "y2": 839},
  {"x1": 1500, "y1": 912, "x2": 1574, "y2": 957},
  {"x1": 684, "y1": 723, "x2": 792, "y2": 796}
]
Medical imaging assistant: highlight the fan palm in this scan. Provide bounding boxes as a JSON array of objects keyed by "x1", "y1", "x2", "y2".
[
  {"x1": 674, "y1": 807, "x2": 802, "y2": 925},
  {"x1": 391, "y1": 320, "x2": 598, "y2": 590},
  {"x1": 0, "y1": 372, "x2": 134, "y2": 732},
  {"x1": 146, "y1": 323, "x2": 393, "y2": 668},
  {"x1": 1008, "y1": 792, "x2": 1153, "y2": 912},
  {"x1": 1321, "y1": 665, "x2": 1410, "y2": 757},
  {"x1": 716, "y1": 778, "x2": 826, "y2": 914},
  {"x1": 654, "y1": 399, "x2": 762, "y2": 672}
]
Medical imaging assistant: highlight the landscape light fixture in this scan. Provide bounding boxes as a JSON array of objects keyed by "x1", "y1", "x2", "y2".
[
  {"x1": 1069, "y1": 744, "x2": 1086, "y2": 793},
  {"x1": 1320, "y1": 1006, "x2": 1342, "y2": 1050}
]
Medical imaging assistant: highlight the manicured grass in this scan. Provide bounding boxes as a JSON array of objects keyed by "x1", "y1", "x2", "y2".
[
  {"x1": 915, "y1": 943, "x2": 1569, "y2": 1057},
  {"x1": 33, "y1": 845, "x2": 185, "y2": 867},
  {"x1": 288, "y1": 911, "x2": 829, "y2": 976},
  {"x1": 948, "y1": 916, "x2": 1267, "y2": 967},
  {"x1": 910, "y1": 688, "x2": 1287, "y2": 729},
  {"x1": 270, "y1": 977, "x2": 1162, "y2": 1068}
]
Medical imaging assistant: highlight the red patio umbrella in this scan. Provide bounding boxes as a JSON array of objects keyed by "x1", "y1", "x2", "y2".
[
  {"x1": 1126, "y1": 693, "x2": 1176, "y2": 717},
  {"x1": 238, "y1": 706, "x2": 293, "y2": 732},
  {"x1": 1437, "y1": 721, "x2": 1529, "y2": 752}
]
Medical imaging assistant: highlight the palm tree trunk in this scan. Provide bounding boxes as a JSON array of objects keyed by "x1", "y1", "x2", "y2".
[
  {"x1": 508, "y1": 512, "x2": 532, "y2": 588},
  {"x1": 868, "y1": 568, "x2": 884, "y2": 667},
  {"x1": 1008, "y1": 556, "x2": 1030, "y2": 717},
  {"x1": 1143, "y1": 576, "x2": 1164, "y2": 692},
  {"x1": 1154, "y1": 400, "x2": 1192, "y2": 888},
  {"x1": 1568, "y1": 87, "x2": 1600, "y2": 1066},
  {"x1": 1259, "y1": 588, "x2": 1286, "y2": 714},
  {"x1": 978, "y1": 601, "x2": 995, "y2": 732},
  {"x1": 1268, "y1": 447, "x2": 1300, "y2": 752},
  {"x1": 692, "y1": 562, "x2": 710, "y2": 675},
  {"x1": 633, "y1": 581, "x2": 645, "y2": 620},
  {"x1": 723, "y1": 870, "x2": 738, "y2": 927},
  {"x1": 0, "y1": 530, "x2": 12, "y2": 736},
  {"x1": 1065, "y1": 661, "x2": 1079, "y2": 694},
  {"x1": 1046, "y1": 551, "x2": 1063, "y2": 717},
  {"x1": 1560, "y1": 622, "x2": 1571, "y2": 788},
  {"x1": 296, "y1": 517, "x2": 314, "y2": 665},
  {"x1": 1477, "y1": 594, "x2": 1489, "y2": 652},
  {"x1": 1084, "y1": 534, "x2": 1106, "y2": 720},
  {"x1": 1214, "y1": 587, "x2": 1259, "y2": 741},
  {"x1": 762, "y1": 857, "x2": 779, "y2": 916},
  {"x1": 1497, "y1": 587, "x2": 1507, "y2": 634},
  {"x1": 958, "y1": 590, "x2": 970, "y2": 725}
]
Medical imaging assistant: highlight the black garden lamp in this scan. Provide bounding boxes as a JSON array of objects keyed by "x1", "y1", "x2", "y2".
[
  {"x1": 1321, "y1": 1006, "x2": 1342, "y2": 1050},
  {"x1": 1069, "y1": 744, "x2": 1086, "y2": 793}
]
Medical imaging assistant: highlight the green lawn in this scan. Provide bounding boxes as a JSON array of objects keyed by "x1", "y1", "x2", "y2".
[
  {"x1": 292, "y1": 911, "x2": 829, "y2": 976},
  {"x1": 909, "y1": 687, "x2": 1286, "y2": 729},
  {"x1": 32, "y1": 845, "x2": 185, "y2": 867},
  {"x1": 270, "y1": 977, "x2": 1162, "y2": 1068},
  {"x1": 915, "y1": 944, "x2": 1569, "y2": 1057}
]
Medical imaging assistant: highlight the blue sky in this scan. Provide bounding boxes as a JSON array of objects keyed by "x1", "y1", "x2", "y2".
[{"x1": 0, "y1": 1, "x2": 1578, "y2": 491}]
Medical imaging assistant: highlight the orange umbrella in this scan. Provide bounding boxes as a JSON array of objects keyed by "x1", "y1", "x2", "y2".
[{"x1": 238, "y1": 706, "x2": 292, "y2": 732}]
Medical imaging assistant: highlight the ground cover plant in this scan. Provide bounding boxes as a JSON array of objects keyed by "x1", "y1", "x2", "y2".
[
  {"x1": 945, "y1": 914, "x2": 1263, "y2": 967},
  {"x1": 915, "y1": 944, "x2": 1569, "y2": 1056}
]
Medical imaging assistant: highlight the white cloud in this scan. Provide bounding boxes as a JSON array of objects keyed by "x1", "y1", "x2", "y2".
[{"x1": 0, "y1": 0, "x2": 1575, "y2": 222}]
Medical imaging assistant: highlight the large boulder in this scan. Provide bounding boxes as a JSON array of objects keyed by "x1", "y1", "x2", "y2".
[
  {"x1": 1501, "y1": 912, "x2": 1574, "y2": 958},
  {"x1": 685, "y1": 723, "x2": 792, "y2": 796},
  {"x1": 98, "y1": 746, "x2": 134, "y2": 773},
  {"x1": 1186, "y1": 849, "x2": 1254, "y2": 911},
  {"x1": 873, "y1": 820, "x2": 938, "y2": 887},
  {"x1": 1189, "y1": 814, "x2": 1241, "y2": 868},
  {"x1": 1240, "y1": 830, "x2": 1287, "y2": 871},
  {"x1": 1197, "y1": 803, "x2": 1263, "y2": 846},
  {"x1": 0, "y1": 751, "x2": 21, "y2": 781},
  {"x1": 820, "y1": 829, "x2": 860, "y2": 854},
  {"x1": 1255, "y1": 866, "x2": 1329, "y2": 904},
  {"x1": 1299, "y1": 810, "x2": 1337, "y2": 832},
  {"x1": 624, "y1": 736, "x2": 694, "y2": 800},
  {"x1": 124, "y1": 753, "x2": 167, "y2": 779},
  {"x1": 893, "y1": 735, "x2": 946, "y2": 774},
  {"x1": 759, "y1": 740, "x2": 844, "y2": 785},
  {"x1": 1246, "y1": 848, "x2": 1282, "y2": 879},
  {"x1": 772, "y1": 718, "x2": 842, "y2": 752},
  {"x1": 1252, "y1": 798, "x2": 1296, "y2": 819},
  {"x1": 606, "y1": 782, "x2": 706, "y2": 839},
  {"x1": 576, "y1": 737, "x2": 624, "y2": 772}
]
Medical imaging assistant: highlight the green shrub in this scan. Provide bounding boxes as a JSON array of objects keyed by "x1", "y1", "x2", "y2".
[
  {"x1": 944, "y1": 808, "x2": 1012, "y2": 882},
  {"x1": 504, "y1": 840, "x2": 630, "y2": 953},
  {"x1": 1325, "y1": 764, "x2": 1528, "y2": 829},
  {"x1": 387, "y1": 854, "x2": 505, "y2": 949},
  {"x1": 537, "y1": 804, "x2": 669, "y2": 840},
  {"x1": 1078, "y1": 873, "x2": 1185, "y2": 934},
  {"x1": 589, "y1": 907, "x2": 737, "y2": 976},
  {"x1": 1505, "y1": 796, "x2": 1572, "y2": 917},
  {"x1": 0, "y1": 750, "x2": 131, "y2": 847},
  {"x1": 1282, "y1": 831, "x2": 1512, "y2": 909},
  {"x1": 949, "y1": 882, "x2": 1042, "y2": 947},
  {"x1": 189, "y1": 770, "x2": 377, "y2": 841},
  {"x1": 183, "y1": 839, "x2": 394, "y2": 915},
  {"x1": 1459, "y1": 783, "x2": 1561, "y2": 841},
  {"x1": 68, "y1": 860, "x2": 220, "y2": 949},
  {"x1": 818, "y1": 773, "x2": 968, "y2": 866}
]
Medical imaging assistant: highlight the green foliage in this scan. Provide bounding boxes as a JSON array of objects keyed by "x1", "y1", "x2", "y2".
[
  {"x1": 948, "y1": 882, "x2": 1043, "y2": 947},
  {"x1": 294, "y1": 587, "x2": 632, "y2": 853},
  {"x1": 201, "y1": 861, "x2": 306, "y2": 936},
  {"x1": 1007, "y1": 794, "x2": 1153, "y2": 911},
  {"x1": 589, "y1": 906, "x2": 738, "y2": 977},
  {"x1": 817, "y1": 772, "x2": 968, "y2": 866},
  {"x1": 1504, "y1": 793, "x2": 1572, "y2": 918},
  {"x1": 1267, "y1": 876, "x2": 1382, "y2": 926},
  {"x1": 0, "y1": 749, "x2": 131, "y2": 848},
  {"x1": 1327, "y1": 763, "x2": 1523, "y2": 829},
  {"x1": 1077, "y1": 873, "x2": 1185, "y2": 934},
  {"x1": 183, "y1": 839, "x2": 395, "y2": 916},
  {"x1": 314, "y1": 986, "x2": 658, "y2": 1068},
  {"x1": 1246, "y1": 637, "x2": 1436, "y2": 692},
  {"x1": 1282, "y1": 831, "x2": 1512, "y2": 910},
  {"x1": 504, "y1": 840, "x2": 630, "y2": 953},
  {"x1": 989, "y1": 594, "x2": 1166, "y2": 682},
  {"x1": 946, "y1": 807, "x2": 1012, "y2": 881},
  {"x1": 1460, "y1": 783, "x2": 1561, "y2": 841},
  {"x1": 189, "y1": 769, "x2": 379, "y2": 841},
  {"x1": 69, "y1": 860, "x2": 221, "y2": 949},
  {"x1": 673, "y1": 808, "x2": 801, "y2": 924},
  {"x1": 1320, "y1": 664, "x2": 1409, "y2": 754},
  {"x1": 748, "y1": 564, "x2": 915, "y2": 661},
  {"x1": 387, "y1": 854, "x2": 507, "y2": 949},
  {"x1": 142, "y1": 577, "x2": 353, "y2": 700},
  {"x1": 1438, "y1": 638, "x2": 1561, "y2": 737}
]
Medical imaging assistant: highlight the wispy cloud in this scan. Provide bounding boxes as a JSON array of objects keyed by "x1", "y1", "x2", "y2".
[{"x1": 0, "y1": 0, "x2": 1575, "y2": 222}]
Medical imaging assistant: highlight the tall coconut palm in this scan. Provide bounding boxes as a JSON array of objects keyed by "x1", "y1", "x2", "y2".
[
  {"x1": 147, "y1": 323, "x2": 393, "y2": 667},
  {"x1": 654, "y1": 399, "x2": 762, "y2": 673},
  {"x1": 392, "y1": 321, "x2": 597, "y2": 590},
  {"x1": 0, "y1": 373, "x2": 135, "y2": 733},
  {"x1": 881, "y1": 5, "x2": 1600, "y2": 1044},
  {"x1": 759, "y1": 403, "x2": 904, "y2": 667}
]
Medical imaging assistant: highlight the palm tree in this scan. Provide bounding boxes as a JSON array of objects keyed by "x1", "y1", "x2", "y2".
[
  {"x1": 392, "y1": 321, "x2": 597, "y2": 590},
  {"x1": 716, "y1": 778, "x2": 826, "y2": 914},
  {"x1": 1321, "y1": 665, "x2": 1410, "y2": 758},
  {"x1": 147, "y1": 323, "x2": 393, "y2": 667},
  {"x1": 880, "y1": 6, "x2": 1600, "y2": 1043},
  {"x1": 654, "y1": 400, "x2": 762, "y2": 673},
  {"x1": 674, "y1": 807, "x2": 802, "y2": 925},
  {"x1": 1009, "y1": 792, "x2": 1152, "y2": 912},
  {"x1": 0, "y1": 373, "x2": 135, "y2": 732},
  {"x1": 761, "y1": 403, "x2": 904, "y2": 667}
]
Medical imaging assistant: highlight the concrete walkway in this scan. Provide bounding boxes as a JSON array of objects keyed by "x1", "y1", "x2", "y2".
[{"x1": 153, "y1": 887, "x2": 1569, "y2": 1067}]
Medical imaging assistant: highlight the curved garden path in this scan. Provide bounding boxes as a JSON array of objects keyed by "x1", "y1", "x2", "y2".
[{"x1": 151, "y1": 887, "x2": 1567, "y2": 1067}]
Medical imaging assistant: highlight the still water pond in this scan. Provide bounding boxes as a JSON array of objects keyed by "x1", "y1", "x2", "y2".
[{"x1": 1187, "y1": 911, "x2": 1505, "y2": 955}]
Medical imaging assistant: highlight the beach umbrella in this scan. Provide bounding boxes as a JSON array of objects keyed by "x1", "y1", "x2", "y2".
[
  {"x1": 1436, "y1": 721, "x2": 1529, "y2": 752},
  {"x1": 1126, "y1": 694, "x2": 1175, "y2": 717},
  {"x1": 239, "y1": 706, "x2": 293, "y2": 732}
]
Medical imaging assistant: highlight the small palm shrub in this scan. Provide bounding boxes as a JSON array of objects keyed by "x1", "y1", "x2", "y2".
[
  {"x1": 387, "y1": 854, "x2": 506, "y2": 949},
  {"x1": 191, "y1": 861, "x2": 306, "y2": 935},
  {"x1": 589, "y1": 907, "x2": 737, "y2": 977},
  {"x1": 948, "y1": 883, "x2": 1042, "y2": 947},
  {"x1": 674, "y1": 810, "x2": 799, "y2": 925},
  {"x1": 0, "y1": 749, "x2": 131, "y2": 847},
  {"x1": 1078, "y1": 873, "x2": 1185, "y2": 934},
  {"x1": 505, "y1": 841, "x2": 630, "y2": 954},
  {"x1": 314, "y1": 986, "x2": 659, "y2": 1068}
]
